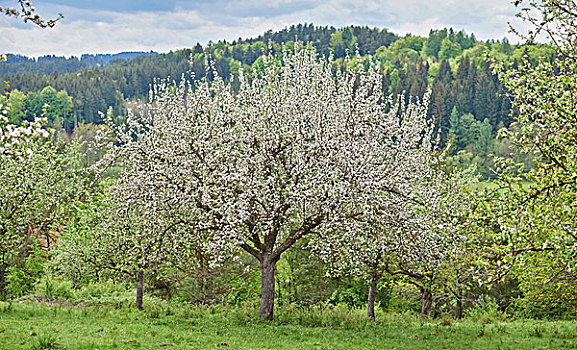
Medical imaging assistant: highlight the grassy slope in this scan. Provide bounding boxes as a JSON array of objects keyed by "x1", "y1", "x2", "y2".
[{"x1": 1, "y1": 302, "x2": 576, "y2": 350}]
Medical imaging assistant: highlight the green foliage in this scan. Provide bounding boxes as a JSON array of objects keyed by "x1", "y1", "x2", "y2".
[
  {"x1": 1, "y1": 86, "x2": 77, "y2": 132},
  {"x1": 0, "y1": 117, "x2": 89, "y2": 300},
  {"x1": 326, "y1": 280, "x2": 393, "y2": 311},
  {"x1": 6, "y1": 89, "x2": 26, "y2": 124},
  {"x1": 448, "y1": 106, "x2": 460, "y2": 144},
  {"x1": 4, "y1": 243, "x2": 45, "y2": 298},
  {"x1": 177, "y1": 254, "x2": 260, "y2": 306},
  {"x1": 509, "y1": 44, "x2": 556, "y2": 66},
  {"x1": 474, "y1": 118, "x2": 493, "y2": 157},
  {"x1": 329, "y1": 285, "x2": 366, "y2": 309},
  {"x1": 424, "y1": 28, "x2": 448, "y2": 58},
  {"x1": 393, "y1": 35, "x2": 426, "y2": 53},
  {"x1": 513, "y1": 253, "x2": 577, "y2": 313},
  {"x1": 488, "y1": 0, "x2": 577, "y2": 314},
  {"x1": 329, "y1": 27, "x2": 358, "y2": 56},
  {"x1": 439, "y1": 38, "x2": 462, "y2": 60}
]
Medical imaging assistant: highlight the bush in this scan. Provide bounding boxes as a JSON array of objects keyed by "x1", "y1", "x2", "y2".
[
  {"x1": 508, "y1": 298, "x2": 577, "y2": 320},
  {"x1": 464, "y1": 302, "x2": 509, "y2": 323},
  {"x1": 3, "y1": 246, "x2": 46, "y2": 299},
  {"x1": 33, "y1": 275, "x2": 74, "y2": 300}
]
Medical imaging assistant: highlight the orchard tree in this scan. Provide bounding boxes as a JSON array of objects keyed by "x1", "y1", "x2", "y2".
[
  {"x1": 55, "y1": 180, "x2": 201, "y2": 310},
  {"x1": 318, "y1": 161, "x2": 476, "y2": 319},
  {"x1": 0, "y1": 105, "x2": 84, "y2": 298},
  {"x1": 112, "y1": 43, "x2": 456, "y2": 320},
  {"x1": 316, "y1": 201, "x2": 420, "y2": 319},
  {"x1": 490, "y1": 0, "x2": 577, "y2": 307},
  {"x1": 383, "y1": 172, "x2": 474, "y2": 319},
  {"x1": 315, "y1": 194, "x2": 408, "y2": 319},
  {"x1": 387, "y1": 168, "x2": 475, "y2": 319},
  {"x1": 55, "y1": 105, "x2": 211, "y2": 310},
  {"x1": 309, "y1": 91, "x2": 465, "y2": 320}
]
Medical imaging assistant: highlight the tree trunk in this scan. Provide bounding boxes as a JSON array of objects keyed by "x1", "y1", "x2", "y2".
[
  {"x1": 0, "y1": 250, "x2": 6, "y2": 295},
  {"x1": 421, "y1": 288, "x2": 432, "y2": 319},
  {"x1": 455, "y1": 288, "x2": 463, "y2": 319},
  {"x1": 0, "y1": 261, "x2": 6, "y2": 298},
  {"x1": 367, "y1": 272, "x2": 380, "y2": 320},
  {"x1": 259, "y1": 257, "x2": 276, "y2": 320},
  {"x1": 318, "y1": 257, "x2": 323, "y2": 312},
  {"x1": 136, "y1": 271, "x2": 144, "y2": 311}
]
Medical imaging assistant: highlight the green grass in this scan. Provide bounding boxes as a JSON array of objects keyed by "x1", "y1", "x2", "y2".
[{"x1": 1, "y1": 302, "x2": 576, "y2": 349}]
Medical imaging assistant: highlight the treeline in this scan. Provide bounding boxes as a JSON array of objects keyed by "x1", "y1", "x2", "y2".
[
  {"x1": 243, "y1": 23, "x2": 398, "y2": 56},
  {"x1": 0, "y1": 25, "x2": 555, "y2": 173},
  {"x1": 0, "y1": 51, "x2": 157, "y2": 75},
  {"x1": 0, "y1": 86, "x2": 76, "y2": 133}
]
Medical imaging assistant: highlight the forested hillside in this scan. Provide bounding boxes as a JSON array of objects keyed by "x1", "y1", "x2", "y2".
[
  {"x1": 0, "y1": 51, "x2": 157, "y2": 75},
  {"x1": 0, "y1": 24, "x2": 554, "y2": 175}
]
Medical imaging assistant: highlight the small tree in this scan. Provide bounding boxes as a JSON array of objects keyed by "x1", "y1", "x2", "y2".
[
  {"x1": 56, "y1": 182, "x2": 199, "y2": 310},
  {"x1": 448, "y1": 106, "x2": 460, "y2": 147},
  {"x1": 0, "y1": 106, "x2": 84, "y2": 298},
  {"x1": 317, "y1": 161, "x2": 475, "y2": 319},
  {"x1": 56, "y1": 105, "x2": 209, "y2": 310}
]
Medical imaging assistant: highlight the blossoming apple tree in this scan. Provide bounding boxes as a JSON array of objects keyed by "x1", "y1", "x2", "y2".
[
  {"x1": 0, "y1": 105, "x2": 83, "y2": 297},
  {"x1": 93, "y1": 44, "x2": 465, "y2": 319},
  {"x1": 316, "y1": 140, "x2": 476, "y2": 319},
  {"x1": 55, "y1": 104, "x2": 212, "y2": 310}
]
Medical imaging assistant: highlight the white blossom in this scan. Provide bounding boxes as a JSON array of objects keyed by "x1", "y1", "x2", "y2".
[{"x1": 81, "y1": 43, "x2": 474, "y2": 318}]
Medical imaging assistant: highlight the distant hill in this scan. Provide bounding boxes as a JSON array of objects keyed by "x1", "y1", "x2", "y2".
[
  {"x1": 79, "y1": 51, "x2": 158, "y2": 67},
  {"x1": 0, "y1": 51, "x2": 157, "y2": 75},
  {"x1": 0, "y1": 25, "x2": 405, "y2": 125},
  {"x1": 0, "y1": 24, "x2": 555, "y2": 178}
]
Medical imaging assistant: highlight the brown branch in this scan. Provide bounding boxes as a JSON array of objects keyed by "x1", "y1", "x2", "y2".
[
  {"x1": 521, "y1": 179, "x2": 576, "y2": 205},
  {"x1": 550, "y1": 0, "x2": 577, "y2": 18},
  {"x1": 272, "y1": 215, "x2": 323, "y2": 260},
  {"x1": 511, "y1": 246, "x2": 556, "y2": 255},
  {"x1": 240, "y1": 243, "x2": 262, "y2": 261}
]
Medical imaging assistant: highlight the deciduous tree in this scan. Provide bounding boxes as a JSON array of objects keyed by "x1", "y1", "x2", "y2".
[
  {"x1": 0, "y1": 106, "x2": 83, "y2": 298},
  {"x1": 491, "y1": 0, "x2": 577, "y2": 308},
  {"x1": 104, "y1": 44, "x2": 466, "y2": 320}
]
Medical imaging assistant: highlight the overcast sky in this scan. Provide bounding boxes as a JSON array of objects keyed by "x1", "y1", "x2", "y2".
[{"x1": 0, "y1": 0, "x2": 528, "y2": 57}]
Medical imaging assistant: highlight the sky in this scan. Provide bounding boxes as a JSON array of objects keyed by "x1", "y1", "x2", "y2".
[{"x1": 0, "y1": 0, "x2": 529, "y2": 57}]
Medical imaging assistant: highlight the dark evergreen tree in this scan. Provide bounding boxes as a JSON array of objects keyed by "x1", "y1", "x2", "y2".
[
  {"x1": 473, "y1": 62, "x2": 499, "y2": 129},
  {"x1": 429, "y1": 60, "x2": 454, "y2": 143},
  {"x1": 452, "y1": 56, "x2": 475, "y2": 115}
]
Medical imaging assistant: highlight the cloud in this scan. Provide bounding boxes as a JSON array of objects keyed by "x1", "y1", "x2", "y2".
[
  {"x1": 176, "y1": 0, "x2": 321, "y2": 19},
  {"x1": 0, "y1": 0, "x2": 528, "y2": 57},
  {"x1": 43, "y1": 0, "x2": 177, "y2": 13}
]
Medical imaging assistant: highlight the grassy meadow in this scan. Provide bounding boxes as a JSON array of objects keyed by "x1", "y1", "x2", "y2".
[{"x1": 1, "y1": 301, "x2": 576, "y2": 350}]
